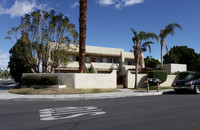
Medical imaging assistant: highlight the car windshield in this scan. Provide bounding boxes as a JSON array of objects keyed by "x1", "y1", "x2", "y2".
[{"x1": 184, "y1": 74, "x2": 198, "y2": 80}]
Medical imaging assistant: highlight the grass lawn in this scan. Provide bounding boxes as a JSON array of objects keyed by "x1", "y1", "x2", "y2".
[{"x1": 8, "y1": 88, "x2": 121, "y2": 95}]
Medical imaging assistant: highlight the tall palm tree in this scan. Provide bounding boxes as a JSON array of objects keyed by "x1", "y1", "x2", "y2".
[
  {"x1": 79, "y1": 0, "x2": 88, "y2": 73},
  {"x1": 131, "y1": 28, "x2": 159, "y2": 89},
  {"x1": 159, "y1": 23, "x2": 182, "y2": 69}
]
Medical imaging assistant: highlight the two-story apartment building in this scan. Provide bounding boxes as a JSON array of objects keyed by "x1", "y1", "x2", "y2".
[{"x1": 56, "y1": 45, "x2": 145, "y2": 77}]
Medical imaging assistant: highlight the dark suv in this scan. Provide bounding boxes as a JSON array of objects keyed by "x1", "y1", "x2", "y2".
[{"x1": 173, "y1": 73, "x2": 200, "y2": 94}]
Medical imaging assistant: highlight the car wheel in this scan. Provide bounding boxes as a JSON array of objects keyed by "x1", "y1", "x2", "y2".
[{"x1": 194, "y1": 85, "x2": 200, "y2": 94}]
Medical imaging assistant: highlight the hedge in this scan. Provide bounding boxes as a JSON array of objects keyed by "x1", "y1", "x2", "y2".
[
  {"x1": 21, "y1": 75, "x2": 58, "y2": 87},
  {"x1": 147, "y1": 70, "x2": 168, "y2": 83},
  {"x1": 178, "y1": 71, "x2": 195, "y2": 80}
]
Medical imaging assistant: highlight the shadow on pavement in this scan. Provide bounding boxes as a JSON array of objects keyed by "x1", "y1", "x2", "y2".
[
  {"x1": 163, "y1": 90, "x2": 197, "y2": 95},
  {"x1": 0, "y1": 86, "x2": 14, "y2": 90}
]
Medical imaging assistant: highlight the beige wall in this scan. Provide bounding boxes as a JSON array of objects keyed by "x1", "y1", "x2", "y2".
[
  {"x1": 160, "y1": 75, "x2": 179, "y2": 87},
  {"x1": 127, "y1": 70, "x2": 147, "y2": 88},
  {"x1": 157, "y1": 64, "x2": 187, "y2": 73},
  {"x1": 74, "y1": 70, "x2": 117, "y2": 89},
  {"x1": 23, "y1": 70, "x2": 117, "y2": 89},
  {"x1": 126, "y1": 70, "x2": 178, "y2": 88},
  {"x1": 91, "y1": 62, "x2": 119, "y2": 70}
]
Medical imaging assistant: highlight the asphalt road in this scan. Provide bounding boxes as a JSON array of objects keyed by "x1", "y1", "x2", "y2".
[{"x1": 1, "y1": 93, "x2": 200, "y2": 130}]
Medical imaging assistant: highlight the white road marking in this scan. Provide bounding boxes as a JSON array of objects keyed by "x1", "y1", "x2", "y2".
[{"x1": 39, "y1": 106, "x2": 106, "y2": 121}]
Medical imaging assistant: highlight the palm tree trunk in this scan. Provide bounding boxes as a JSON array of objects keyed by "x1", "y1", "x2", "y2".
[
  {"x1": 160, "y1": 40, "x2": 164, "y2": 69},
  {"x1": 134, "y1": 48, "x2": 140, "y2": 89},
  {"x1": 135, "y1": 66, "x2": 138, "y2": 89},
  {"x1": 79, "y1": 0, "x2": 88, "y2": 73}
]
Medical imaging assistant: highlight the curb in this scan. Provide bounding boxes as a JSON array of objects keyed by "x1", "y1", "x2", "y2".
[{"x1": 0, "y1": 90, "x2": 174, "y2": 101}]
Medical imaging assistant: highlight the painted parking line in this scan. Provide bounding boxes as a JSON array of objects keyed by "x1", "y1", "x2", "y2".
[{"x1": 39, "y1": 106, "x2": 106, "y2": 121}]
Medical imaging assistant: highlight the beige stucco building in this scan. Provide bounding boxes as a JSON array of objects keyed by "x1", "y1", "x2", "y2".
[{"x1": 57, "y1": 45, "x2": 145, "y2": 78}]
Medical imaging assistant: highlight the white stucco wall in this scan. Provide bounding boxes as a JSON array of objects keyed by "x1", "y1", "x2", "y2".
[
  {"x1": 124, "y1": 52, "x2": 134, "y2": 59},
  {"x1": 160, "y1": 75, "x2": 178, "y2": 87},
  {"x1": 85, "y1": 46, "x2": 122, "y2": 56},
  {"x1": 125, "y1": 65, "x2": 135, "y2": 70},
  {"x1": 157, "y1": 64, "x2": 187, "y2": 73},
  {"x1": 170, "y1": 64, "x2": 187, "y2": 73},
  {"x1": 91, "y1": 63, "x2": 119, "y2": 70},
  {"x1": 127, "y1": 70, "x2": 147, "y2": 88},
  {"x1": 126, "y1": 70, "x2": 178, "y2": 88},
  {"x1": 23, "y1": 70, "x2": 117, "y2": 89},
  {"x1": 74, "y1": 70, "x2": 117, "y2": 89},
  {"x1": 62, "y1": 62, "x2": 91, "y2": 68}
]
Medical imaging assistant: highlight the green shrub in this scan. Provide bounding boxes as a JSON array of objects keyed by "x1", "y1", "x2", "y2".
[
  {"x1": 147, "y1": 70, "x2": 168, "y2": 83},
  {"x1": 21, "y1": 75, "x2": 58, "y2": 87},
  {"x1": 178, "y1": 71, "x2": 195, "y2": 80},
  {"x1": 86, "y1": 66, "x2": 96, "y2": 73}
]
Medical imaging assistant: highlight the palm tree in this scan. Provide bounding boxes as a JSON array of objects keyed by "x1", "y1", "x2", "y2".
[
  {"x1": 131, "y1": 28, "x2": 159, "y2": 89},
  {"x1": 79, "y1": 0, "x2": 88, "y2": 73},
  {"x1": 159, "y1": 23, "x2": 182, "y2": 69}
]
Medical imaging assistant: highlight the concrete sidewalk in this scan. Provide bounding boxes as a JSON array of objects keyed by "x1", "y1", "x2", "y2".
[{"x1": 0, "y1": 83, "x2": 174, "y2": 101}]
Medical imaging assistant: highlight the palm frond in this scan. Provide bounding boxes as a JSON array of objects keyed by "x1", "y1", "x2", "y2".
[
  {"x1": 160, "y1": 23, "x2": 182, "y2": 38},
  {"x1": 130, "y1": 28, "x2": 139, "y2": 42},
  {"x1": 142, "y1": 41, "x2": 154, "y2": 53},
  {"x1": 146, "y1": 32, "x2": 159, "y2": 42},
  {"x1": 166, "y1": 23, "x2": 182, "y2": 30},
  {"x1": 132, "y1": 37, "x2": 137, "y2": 44},
  {"x1": 138, "y1": 31, "x2": 147, "y2": 40},
  {"x1": 141, "y1": 47, "x2": 147, "y2": 52}
]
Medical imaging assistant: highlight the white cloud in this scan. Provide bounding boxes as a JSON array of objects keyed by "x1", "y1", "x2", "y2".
[
  {"x1": 38, "y1": 3, "x2": 47, "y2": 10},
  {"x1": 97, "y1": 0, "x2": 144, "y2": 9},
  {"x1": 0, "y1": 54, "x2": 10, "y2": 59},
  {"x1": 0, "y1": 0, "x2": 47, "y2": 18},
  {"x1": 123, "y1": 0, "x2": 144, "y2": 6},
  {"x1": 71, "y1": 2, "x2": 79, "y2": 8},
  {"x1": 0, "y1": 53, "x2": 9, "y2": 68},
  {"x1": 98, "y1": 0, "x2": 115, "y2": 6},
  {"x1": 0, "y1": 60, "x2": 9, "y2": 68}
]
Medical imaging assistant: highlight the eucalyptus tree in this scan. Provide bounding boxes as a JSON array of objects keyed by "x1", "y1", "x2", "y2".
[
  {"x1": 6, "y1": 9, "x2": 78, "y2": 73},
  {"x1": 131, "y1": 28, "x2": 159, "y2": 89},
  {"x1": 79, "y1": 0, "x2": 88, "y2": 73},
  {"x1": 159, "y1": 23, "x2": 182, "y2": 69}
]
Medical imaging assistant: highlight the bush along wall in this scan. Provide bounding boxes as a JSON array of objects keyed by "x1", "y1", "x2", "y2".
[
  {"x1": 147, "y1": 70, "x2": 168, "y2": 84},
  {"x1": 21, "y1": 75, "x2": 58, "y2": 88},
  {"x1": 178, "y1": 71, "x2": 195, "y2": 80}
]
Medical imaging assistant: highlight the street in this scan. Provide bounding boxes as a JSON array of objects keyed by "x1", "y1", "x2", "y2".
[{"x1": 1, "y1": 93, "x2": 200, "y2": 130}]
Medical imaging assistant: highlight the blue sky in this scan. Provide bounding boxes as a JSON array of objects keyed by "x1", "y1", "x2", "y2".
[{"x1": 0, "y1": 0, "x2": 199, "y2": 69}]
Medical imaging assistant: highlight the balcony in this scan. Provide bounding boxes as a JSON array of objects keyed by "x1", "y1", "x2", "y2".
[
  {"x1": 125, "y1": 65, "x2": 135, "y2": 70},
  {"x1": 61, "y1": 61, "x2": 120, "y2": 70}
]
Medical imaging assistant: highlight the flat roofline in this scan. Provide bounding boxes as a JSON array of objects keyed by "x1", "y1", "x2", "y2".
[
  {"x1": 68, "y1": 52, "x2": 120, "y2": 57},
  {"x1": 55, "y1": 68, "x2": 119, "y2": 71}
]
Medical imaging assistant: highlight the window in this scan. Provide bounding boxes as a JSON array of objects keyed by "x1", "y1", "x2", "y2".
[
  {"x1": 76, "y1": 56, "x2": 79, "y2": 61},
  {"x1": 103, "y1": 58, "x2": 107, "y2": 63},
  {"x1": 100, "y1": 58, "x2": 103, "y2": 62},
  {"x1": 128, "y1": 61, "x2": 134, "y2": 65},
  {"x1": 100, "y1": 58, "x2": 107, "y2": 63},
  {"x1": 86, "y1": 57, "x2": 90, "y2": 63},
  {"x1": 110, "y1": 58, "x2": 117, "y2": 63},
  {"x1": 69, "y1": 56, "x2": 73, "y2": 61},
  {"x1": 91, "y1": 57, "x2": 96, "y2": 62}
]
